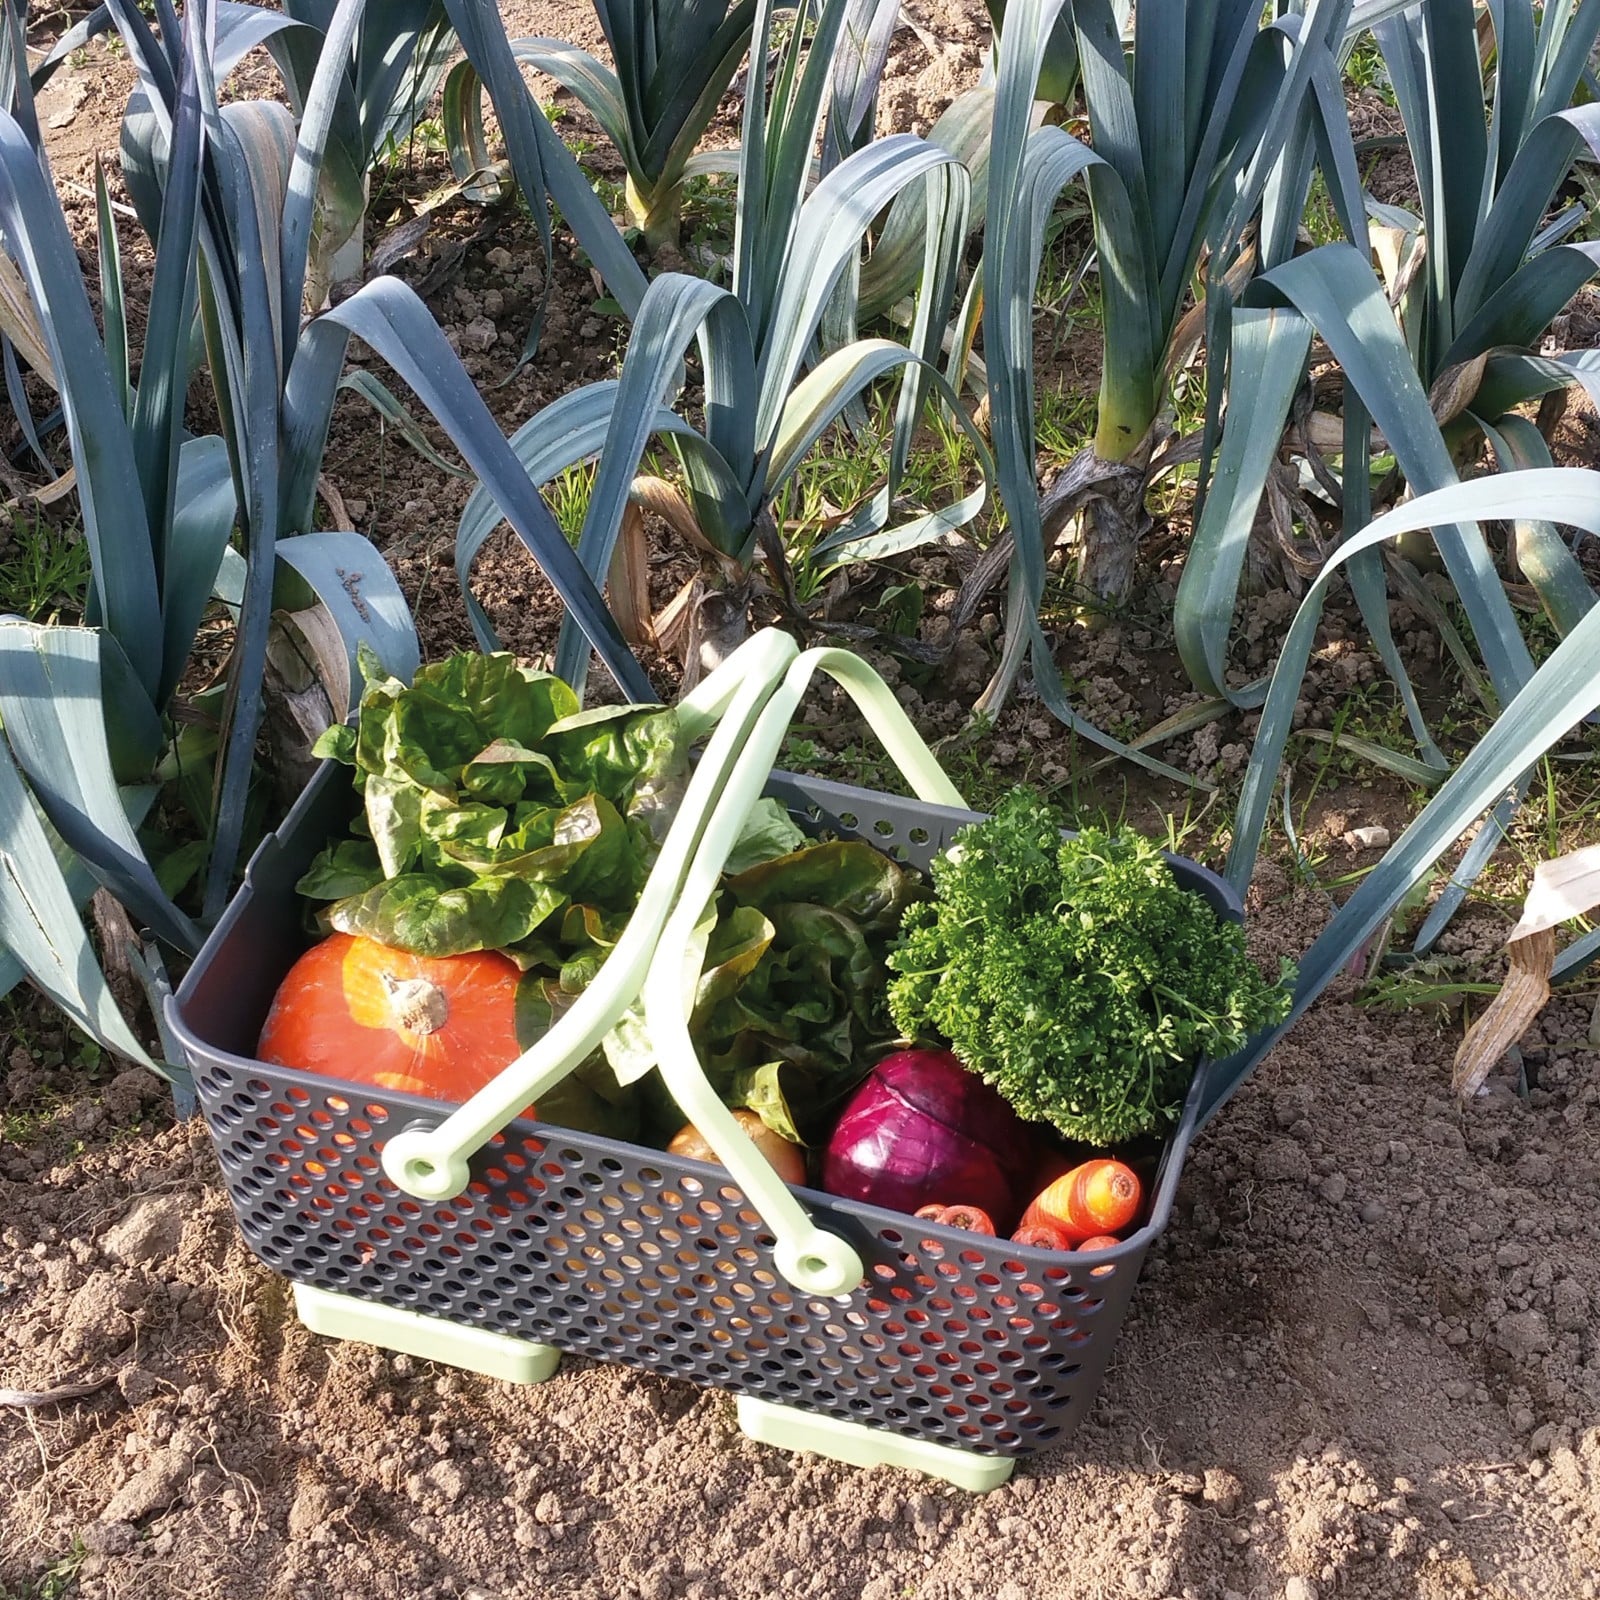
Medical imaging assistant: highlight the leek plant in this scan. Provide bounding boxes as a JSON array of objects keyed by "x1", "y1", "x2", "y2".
[
  {"x1": 1176, "y1": 0, "x2": 1600, "y2": 940},
  {"x1": 450, "y1": 0, "x2": 760, "y2": 253},
  {"x1": 61, "y1": 0, "x2": 650, "y2": 339},
  {"x1": 972, "y1": 0, "x2": 1354, "y2": 777},
  {"x1": 261, "y1": 1, "x2": 459, "y2": 301},
  {"x1": 457, "y1": 0, "x2": 985, "y2": 694},
  {"x1": 446, "y1": 0, "x2": 926, "y2": 258},
  {"x1": 1205, "y1": 470, "x2": 1600, "y2": 1118},
  {"x1": 0, "y1": 0, "x2": 648, "y2": 1071}
]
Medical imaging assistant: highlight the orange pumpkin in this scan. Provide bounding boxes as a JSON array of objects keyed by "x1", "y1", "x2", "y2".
[{"x1": 258, "y1": 933, "x2": 526, "y2": 1105}]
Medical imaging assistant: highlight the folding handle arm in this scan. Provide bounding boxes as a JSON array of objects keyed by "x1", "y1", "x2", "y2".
[
  {"x1": 643, "y1": 646, "x2": 968, "y2": 1295},
  {"x1": 381, "y1": 630, "x2": 801, "y2": 1199}
]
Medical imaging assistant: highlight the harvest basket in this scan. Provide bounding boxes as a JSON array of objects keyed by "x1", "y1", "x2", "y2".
[{"x1": 167, "y1": 638, "x2": 1246, "y2": 1491}]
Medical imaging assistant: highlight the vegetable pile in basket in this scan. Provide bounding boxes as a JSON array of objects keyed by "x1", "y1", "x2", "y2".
[
  {"x1": 262, "y1": 651, "x2": 1295, "y2": 1257},
  {"x1": 265, "y1": 648, "x2": 922, "y2": 1145}
]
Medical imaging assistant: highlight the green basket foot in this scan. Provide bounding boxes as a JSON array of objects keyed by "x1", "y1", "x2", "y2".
[
  {"x1": 735, "y1": 1395, "x2": 1014, "y2": 1492},
  {"x1": 293, "y1": 1285, "x2": 561, "y2": 1386}
]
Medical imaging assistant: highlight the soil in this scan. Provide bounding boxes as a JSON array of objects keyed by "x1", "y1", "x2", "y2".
[{"x1": 5, "y1": 7, "x2": 1600, "y2": 1600}]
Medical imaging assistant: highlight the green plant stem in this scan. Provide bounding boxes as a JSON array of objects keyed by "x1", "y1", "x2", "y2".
[
  {"x1": 1092, "y1": 366, "x2": 1158, "y2": 465},
  {"x1": 626, "y1": 172, "x2": 683, "y2": 253}
]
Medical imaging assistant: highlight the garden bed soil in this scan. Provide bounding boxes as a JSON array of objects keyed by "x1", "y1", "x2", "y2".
[{"x1": 5, "y1": 5, "x2": 1600, "y2": 1599}]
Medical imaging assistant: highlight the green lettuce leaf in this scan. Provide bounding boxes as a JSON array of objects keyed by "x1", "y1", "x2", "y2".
[
  {"x1": 365, "y1": 769, "x2": 429, "y2": 878},
  {"x1": 460, "y1": 738, "x2": 564, "y2": 806},
  {"x1": 726, "y1": 838, "x2": 924, "y2": 931},
  {"x1": 726, "y1": 1060, "x2": 804, "y2": 1146},
  {"x1": 515, "y1": 974, "x2": 640, "y2": 1140},
  {"x1": 542, "y1": 704, "x2": 684, "y2": 816},
  {"x1": 297, "y1": 838, "x2": 384, "y2": 900},
  {"x1": 312, "y1": 722, "x2": 357, "y2": 765},
  {"x1": 326, "y1": 872, "x2": 566, "y2": 955},
  {"x1": 723, "y1": 797, "x2": 808, "y2": 874}
]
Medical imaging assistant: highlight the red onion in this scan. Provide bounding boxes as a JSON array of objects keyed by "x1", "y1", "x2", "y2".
[{"x1": 821, "y1": 1048, "x2": 1036, "y2": 1229}]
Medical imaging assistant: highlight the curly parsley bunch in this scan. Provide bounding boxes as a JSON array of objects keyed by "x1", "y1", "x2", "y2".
[{"x1": 886, "y1": 788, "x2": 1292, "y2": 1145}]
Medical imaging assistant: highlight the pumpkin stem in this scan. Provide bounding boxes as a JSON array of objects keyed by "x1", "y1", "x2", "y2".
[{"x1": 379, "y1": 971, "x2": 449, "y2": 1036}]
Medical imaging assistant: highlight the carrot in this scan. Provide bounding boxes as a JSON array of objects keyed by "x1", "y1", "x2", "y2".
[
  {"x1": 915, "y1": 1203, "x2": 996, "y2": 1234},
  {"x1": 1075, "y1": 1233, "x2": 1122, "y2": 1252},
  {"x1": 1076, "y1": 1232, "x2": 1121, "y2": 1277},
  {"x1": 1011, "y1": 1218, "x2": 1072, "y2": 1251},
  {"x1": 938, "y1": 1205, "x2": 995, "y2": 1234},
  {"x1": 1019, "y1": 1158, "x2": 1142, "y2": 1244}
]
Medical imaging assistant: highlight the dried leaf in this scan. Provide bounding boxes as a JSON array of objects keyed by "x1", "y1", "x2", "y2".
[
  {"x1": 1452, "y1": 926, "x2": 1555, "y2": 1099},
  {"x1": 607, "y1": 502, "x2": 656, "y2": 650},
  {"x1": 1507, "y1": 842, "x2": 1600, "y2": 942},
  {"x1": 1427, "y1": 353, "x2": 1488, "y2": 427}
]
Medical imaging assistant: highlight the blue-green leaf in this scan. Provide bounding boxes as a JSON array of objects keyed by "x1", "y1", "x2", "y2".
[
  {"x1": 0, "y1": 735, "x2": 160, "y2": 1069},
  {"x1": 0, "y1": 623, "x2": 197, "y2": 953}
]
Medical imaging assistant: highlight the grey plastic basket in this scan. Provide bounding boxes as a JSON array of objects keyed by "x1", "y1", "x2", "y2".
[{"x1": 168, "y1": 761, "x2": 1241, "y2": 1461}]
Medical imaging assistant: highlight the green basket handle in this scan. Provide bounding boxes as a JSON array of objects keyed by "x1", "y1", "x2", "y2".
[
  {"x1": 380, "y1": 629, "x2": 803, "y2": 1201},
  {"x1": 643, "y1": 646, "x2": 967, "y2": 1296}
]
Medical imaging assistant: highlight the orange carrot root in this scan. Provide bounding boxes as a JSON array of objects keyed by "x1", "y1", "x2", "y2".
[
  {"x1": 939, "y1": 1205, "x2": 996, "y2": 1234},
  {"x1": 1011, "y1": 1219, "x2": 1073, "y2": 1251},
  {"x1": 915, "y1": 1203, "x2": 997, "y2": 1234},
  {"x1": 1020, "y1": 1158, "x2": 1143, "y2": 1244}
]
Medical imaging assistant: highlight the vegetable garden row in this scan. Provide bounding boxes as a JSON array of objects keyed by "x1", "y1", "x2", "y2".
[{"x1": 4, "y1": 0, "x2": 1600, "y2": 1486}]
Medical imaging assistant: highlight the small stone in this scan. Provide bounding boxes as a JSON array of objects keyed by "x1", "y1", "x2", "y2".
[
  {"x1": 1494, "y1": 1310, "x2": 1551, "y2": 1360},
  {"x1": 1343, "y1": 826, "x2": 1390, "y2": 849},
  {"x1": 1359, "y1": 1199, "x2": 1386, "y2": 1224},
  {"x1": 425, "y1": 1461, "x2": 467, "y2": 1503},
  {"x1": 117, "y1": 1367, "x2": 160, "y2": 1408},
  {"x1": 101, "y1": 1193, "x2": 189, "y2": 1266},
  {"x1": 1320, "y1": 1173, "x2": 1348, "y2": 1203},
  {"x1": 58, "y1": 1273, "x2": 134, "y2": 1362},
  {"x1": 79, "y1": 1521, "x2": 138, "y2": 1557},
  {"x1": 1203, "y1": 1468, "x2": 1243, "y2": 1516},
  {"x1": 287, "y1": 1480, "x2": 338, "y2": 1540},
  {"x1": 100, "y1": 1446, "x2": 192, "y2": 1524},
  {"x1": 1255, "y1": 1140, "x2": 1312, "y2": 1184},
  {"x1": 1273, "y1": 1087, "x2": 1315, "y2": 1128},
  {"x1": 1552, "y1": 1278, "x2": 1590, "y2": 1333},
  {"x1": 1285, "y1": 1578, "x2": 1319, "y2": 1600}
]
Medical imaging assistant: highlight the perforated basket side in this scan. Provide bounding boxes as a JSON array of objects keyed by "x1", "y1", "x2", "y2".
[
  {"x1": 172, "y1": 765, "x2": 1219, "y2": 1458},
  {"x1": 192, "y1": 1051, "x2": 1157, "y2": 1456}
]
